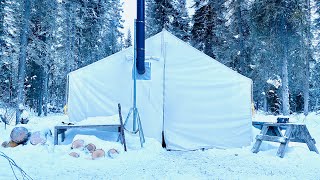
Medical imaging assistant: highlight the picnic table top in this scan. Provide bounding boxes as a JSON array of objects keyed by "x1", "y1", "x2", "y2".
[
  {"x1": 252, "y1": 121, "x2": 305, "y2": 125},
  {"x1": 55, "y1": 124, "x2": 121, "y2": 129}
]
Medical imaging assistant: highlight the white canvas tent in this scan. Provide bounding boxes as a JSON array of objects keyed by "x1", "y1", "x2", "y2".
[{"x1": 67, "y1": 30, "x2": 253, "y2": 150}]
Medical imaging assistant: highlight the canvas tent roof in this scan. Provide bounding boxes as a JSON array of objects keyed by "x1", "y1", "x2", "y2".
[{"x1": 67, "y1": 30, "x2": 253, "y2": 150}]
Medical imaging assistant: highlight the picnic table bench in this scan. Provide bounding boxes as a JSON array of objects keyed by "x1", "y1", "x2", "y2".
[
  {"x1": 54, "y1": 104, "x2": 127, "y2": 151},
  {"x1": 252, "y1": 122, "x2": 318, "y2": 158}
]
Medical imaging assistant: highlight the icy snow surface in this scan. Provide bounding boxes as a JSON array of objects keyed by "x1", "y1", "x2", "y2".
[{"x1": 1, "y1": 112, "x2": 320, "y2": 179}]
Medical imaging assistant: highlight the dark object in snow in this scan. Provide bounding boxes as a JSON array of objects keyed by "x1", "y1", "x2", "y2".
[
  {"x1": 252, "y1": 123, "x2": 319, "y2": 158},
  {"x1": 62, "y1": 122, "x2": 74, "y2": 125},
  {"x1": 20, "y1": 118, "x2": 29, "y2": 124},
  {"x1": 0, "y1": 114, "x2": 7, "y2": 124},
  {"x1": 10, "y1": 127, "x2": 29, "y2": 144},
  {"x1": 162, "y1": 131, "x2": 166, "y2": 148},
  {"x1": 18, "y1": 109, "x2": 29, "y2": 124},
  {"x1": 0, "y1": 114, "x2": 8, "y2": 129},
  {"x1": 277, "y1": 117, "x2": 289, "y2": 123}
]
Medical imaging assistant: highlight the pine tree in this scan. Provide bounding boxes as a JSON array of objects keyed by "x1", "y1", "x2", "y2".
[
  {"x1": 303, "y1": 0, "x2": 311, "y2": 115},
  {"x1": 227, "y1": 0, "x2": 252, "y2": 75},
  {"x1": 106, "y1": 0, "x2": 124, "y2": 54},
  {"x1": 315, "y1": 0, "x2": 320, "y2": 62},
  {"x1": 308, "y1": 0, "x2": 320, "y2": 111},
  {"x1": 26, "y1": 0, "x2": 58, "y2": 116},
  {"x1": 0, "y1": 0, "x2": 9, "y2": 104},
  {"x1": 250, "y1": 0, "x2": 310, "y2": 115},
  {"x1": 146, "y1": 0, "x2": 176, "y2": 38},
  {"x1": 316, "y1": 0, "x2": 320, "y2": 28},
  {"x1": 0, "y1": 0, "x2": 22, "y2": 102},
  {"x1": 170, "y1": 0, "x2": 190, "y2": 41},
  {"x1": 191, "y1": 0, "x2": 228, "y2": 59},
  {"x1": 0, "y1": 0, "x2": 4, "y2": 52}
]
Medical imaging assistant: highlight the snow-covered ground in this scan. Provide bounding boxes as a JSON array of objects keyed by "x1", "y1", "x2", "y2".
[{"x1": 1, "y1": 112, "x2": 320, "y2": 179}]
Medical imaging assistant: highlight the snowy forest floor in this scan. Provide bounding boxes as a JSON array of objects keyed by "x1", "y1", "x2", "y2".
[{"x1": 1, "y1": 112, "x2": 320, "y2": 179}]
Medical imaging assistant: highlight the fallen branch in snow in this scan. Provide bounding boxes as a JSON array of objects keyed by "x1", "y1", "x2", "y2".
[{"x1": 0, "y1": 151, "x2": 33, "y2": 180}]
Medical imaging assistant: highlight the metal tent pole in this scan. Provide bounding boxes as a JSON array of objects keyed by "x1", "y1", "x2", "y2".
[
  {"x1": 124, "y1": 19, "x2": 145, "y2": 147},
  {"x1": 133, "y1": 19, "x2": 137, "y2": 132}
]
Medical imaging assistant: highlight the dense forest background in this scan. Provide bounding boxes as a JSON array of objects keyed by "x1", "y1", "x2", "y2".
[{"x1": 0, "y1": 0, "x2": 320, "y2": 121}]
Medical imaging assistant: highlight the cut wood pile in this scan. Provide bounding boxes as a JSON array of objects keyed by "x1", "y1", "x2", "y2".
[
  {"x1": 1, "y1": 127, "x2": 52, "y2": 148},
  {"x1": 69, "y1": 139, "x2": 119, "y2": 160},
  {"x1": 1, "y1": 127, "x2": 121, "y2": 160}
]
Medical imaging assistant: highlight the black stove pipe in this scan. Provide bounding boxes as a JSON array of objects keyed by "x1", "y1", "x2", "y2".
[{"x1": 136, "y1": 0, "x2": 145, "y2": 74}]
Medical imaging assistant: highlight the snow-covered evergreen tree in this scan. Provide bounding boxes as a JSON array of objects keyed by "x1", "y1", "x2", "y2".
[
  {"x1": 146, "y1": 0, "x2": 176, "y2": 38},
  {"x1": 191, "y1": 0, "x2": 228, "y2": 59},
  {"x1": 316, "y1": 0, "x2": 320, "y2": 28},
  {"x1": 26, "y1": 0, "x2": 58, "y2": 116},
  {"x1": 170, "y1": 0, "x2": 190, "y2": 41},
  {"x1": 0, "y1": 0, "x2": 20, "y2": 106},
  {"x1": 227, "y1": 0, "x2": 252, "y2": 75},
  {"x1": 250, "y1": 0, "x2": 313, "y2": 115}
]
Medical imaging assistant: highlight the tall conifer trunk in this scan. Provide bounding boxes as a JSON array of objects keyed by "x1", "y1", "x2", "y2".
[
  {"x1": 16, "y1": 0, "x2": 31, "y2": 124},
  {"x1": 304, "y1": 0, "x2": 311, "y2": 115}
]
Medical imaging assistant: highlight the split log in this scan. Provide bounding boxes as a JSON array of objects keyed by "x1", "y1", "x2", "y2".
[
  {"x1": 107, "y1": 148, "x2": 119, "y2": 159},
  {"x1": 92, "y1": 149, "x2": 105, "y2": 160},
  {"x1": 8, "y1": 141, "x2": 19, "y2": 147},
  {"x1": 71, "y1": 139, "x2": 85, "y2": 149},
  {"x1": 10, "y1": 127, "x2": 29, "y2": 144},
  {"x1": 30, "y1": 131, "x2": 47, "y2": 145},
  {"x1": 69, "y1": 152, "x2": 80, "y2": 158},
  {"x1": 84, "y1": 143, "x2": 96, "y2": 153},
  {"x1": 1, "y1": 141, "x2": 19, "y2": 148},
  {"x1": 1, "y1": 141, "x2": 7, "y2": 148}
]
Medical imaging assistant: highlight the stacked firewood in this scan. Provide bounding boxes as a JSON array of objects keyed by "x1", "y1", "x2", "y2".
[{"x1": 69, "y1": 139, "x2": 119, "y2": 160}]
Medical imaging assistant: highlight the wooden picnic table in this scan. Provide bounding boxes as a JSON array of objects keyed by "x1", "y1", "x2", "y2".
[{"x1": 252, "y1": 122, "x2": 318, "y2": 158}]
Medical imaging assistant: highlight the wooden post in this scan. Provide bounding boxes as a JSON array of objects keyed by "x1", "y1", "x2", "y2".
[
  {"x1": 54, "y1": 127, "x2": 58, "y2": 145},
  {"x1": 61, "y1": 129, "x2": 66, "y2": 142},
  {"x1": 276, "y1": 125, "x2": 292, "y2": 158},
  {"x1": 252, "y1": 125, "x2": 269, "y2": 153},
  {"x1": 302, "y1": 126, "x2": 319, "y2": 154},
  {"x1": 118, "y1": 103, "x2": 127, "y2": 151}
]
